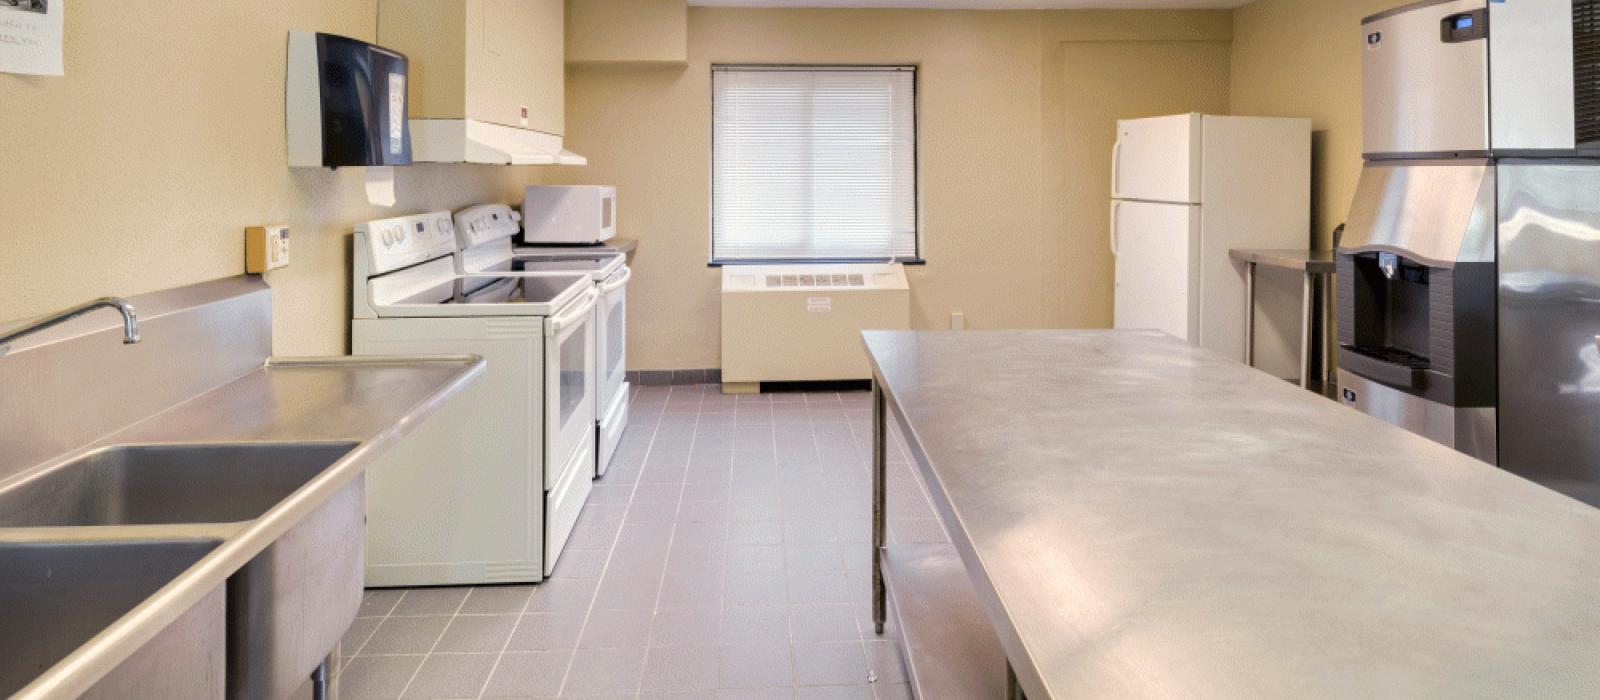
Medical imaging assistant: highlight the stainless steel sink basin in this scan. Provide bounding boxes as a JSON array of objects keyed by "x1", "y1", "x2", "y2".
[
  {"x1": 0, "y1": 441, "x2": 365, "y2": 700},
  {"x1": 0, "y1": 539, "x2": 226, "y2": 699},
  {"x1": 0, "y1": 443, "x2": 356, "y2": 528}
]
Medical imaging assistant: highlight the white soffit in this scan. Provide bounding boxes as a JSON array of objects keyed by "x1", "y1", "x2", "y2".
[{"x1": 690, "y1": 0, "x2": 1252, "y2": 8}]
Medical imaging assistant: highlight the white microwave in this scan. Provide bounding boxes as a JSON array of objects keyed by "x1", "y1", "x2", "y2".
[{"x1": 522, "y1": 185, "x2": 616, "y2": 245}]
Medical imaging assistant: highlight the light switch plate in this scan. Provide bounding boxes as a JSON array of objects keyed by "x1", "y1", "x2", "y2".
[{"x1": 246, "y1": 225, "x2": 290, "y2": 273}]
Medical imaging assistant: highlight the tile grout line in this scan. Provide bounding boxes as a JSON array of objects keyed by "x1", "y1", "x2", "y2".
[
  {"x1": 554, "y1": 384, "x2": 671, "y2": 697},
  {"x1": 393, "y1": 589, "x2": 472, "y2": 700},
  {"x1": 349, "y1": 386, "x2": 905, "y2": 698},
  {"x1": 632, "y1": 386, "x2": 700, "y2": 695},
  {"x1": 474, "y1": 385, "x2": 657, "y2": 700},
  {"x1": 348, "y1": 588, "x2": 407, "y2": 661},
  {"x1": 336, "y1": 588, "x2": 405, "y2": 688},
  {"x1": 775, "y1": 396, "x2": 804, "y2": 693},
  {"x1": 470, "y1": 572, "x2": 544, "y2": 700},
  {"x1": 717, "y1": 390, "x2": 743, "y2": 692}
]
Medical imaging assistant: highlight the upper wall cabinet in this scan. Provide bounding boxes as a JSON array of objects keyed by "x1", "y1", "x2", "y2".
[
  {"x1": 567, "y1": 0, "x2": 688, "y2": 65},
  {"x1": 379, "y1": 0, "x2": 584, "y2": 165}
]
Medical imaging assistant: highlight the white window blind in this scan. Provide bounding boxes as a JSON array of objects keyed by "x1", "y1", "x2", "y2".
[{"x1": 712, "y1": 66, "x2": 919, "y2": 262}]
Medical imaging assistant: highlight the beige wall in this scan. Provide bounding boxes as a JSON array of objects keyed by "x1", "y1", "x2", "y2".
[
  {"x1": 2, "y1": 5, "x2": 1255, "y2": 370},
  {"x1": 1045, "y1": 39, "x2": 1231, "y2": 328},
  {"x1": 0, "y1": 2, "x2": 544, "y2": 356},
  {"x1": 567, "y1": 0, "x2": 688, "y2": 65},
  {"x1": 1229, "y1": 0, "x2": 1394, "y2": 248},
  {"x1": 553, "y1": 8, "x2": 1232, "y2": 370}
]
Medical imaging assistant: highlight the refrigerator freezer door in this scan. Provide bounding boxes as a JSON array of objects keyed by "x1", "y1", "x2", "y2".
[
  {"x1": 1112, "y1": 114, "x2": 1201, "y2": 204},
  {"x1": 1113, "y1": 200, "x2": 1199, "y2": 341}
]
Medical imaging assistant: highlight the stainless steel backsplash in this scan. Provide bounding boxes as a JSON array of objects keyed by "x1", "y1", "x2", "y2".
[{"x1": 0, "y1": 277, "x2": 272, "y2": 479}]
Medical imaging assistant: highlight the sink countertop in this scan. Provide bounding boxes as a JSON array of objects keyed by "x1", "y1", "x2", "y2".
[
  {"x1": 9, "y1": 354, "x2": 484, "y2": 700},
  {"x1": 865, "y1": 329, "x2": 1600, "y2": 700}
]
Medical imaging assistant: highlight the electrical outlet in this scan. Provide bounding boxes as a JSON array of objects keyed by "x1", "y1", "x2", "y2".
[
  {"x1": 245, "y1": 225, "x2": 291, "y2": 273},
  {"x1": 950, "y1": 312, "x2": 967, "y2": 331}
]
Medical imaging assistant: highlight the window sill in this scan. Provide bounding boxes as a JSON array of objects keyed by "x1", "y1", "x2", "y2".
[{"x1": 708, "y1": 258, "x2": 925, "y2": 268}]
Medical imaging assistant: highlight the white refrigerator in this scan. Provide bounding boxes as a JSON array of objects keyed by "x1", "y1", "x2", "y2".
[{"x1": 1111, "y1": 113, "x2": 1311, "y2": 379}]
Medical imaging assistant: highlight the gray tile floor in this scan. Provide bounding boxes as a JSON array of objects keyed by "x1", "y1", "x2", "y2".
[{"x1": 332, "y1": 384, "x2": 949, "y2": 699}]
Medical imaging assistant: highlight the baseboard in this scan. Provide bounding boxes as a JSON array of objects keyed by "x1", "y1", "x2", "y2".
[
  {"x1": 626, "y1": 368, "x2": 722, "y2": 386},
  {"x1": 721, "y1": 379, "x2": 872, "y2": 394},
  {"x1": 761, "y1": 379, "x2": 872, "y2": 393},
  {"x1": 624, "y1": 369, "x2": 869, "y2": 393}
]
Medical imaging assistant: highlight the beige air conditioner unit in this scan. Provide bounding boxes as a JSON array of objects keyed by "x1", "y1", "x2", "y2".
[{"x1": 720, "y1": 263, "x2": 911, "y2": 393}]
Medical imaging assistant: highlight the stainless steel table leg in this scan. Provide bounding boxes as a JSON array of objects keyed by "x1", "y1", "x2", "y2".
[
  {"x1": 1320, "y1": 272, "x2": 1334, "y2": 396},
  {"x1": 1006, "y1": 662, "x2": 1026, "y2": 700},
  {"x1": 311, "y1": 659, "x2": 330, "y2": 700},
  {"x1": 1300, "y1": 270, "x2": 1313, "y2": 389},
  {"x1": 1244, "y1": 261, "x2": 1256, "y2": 367},
  {"x1": 872, "y1": 379, "x2": 887, "y2": 636}
]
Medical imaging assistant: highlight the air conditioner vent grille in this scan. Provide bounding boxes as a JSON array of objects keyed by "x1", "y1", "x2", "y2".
[
  {"x1": 764, "y1": 273, "x2": 867, "y2": 288},
  {"x1": 1575, "y1": 0, "x2": 1600, "y2": 144}
]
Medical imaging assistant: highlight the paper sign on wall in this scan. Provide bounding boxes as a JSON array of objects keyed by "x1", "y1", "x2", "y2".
[
  {"x1": 0, "y1": 0, "x2": 63, "y2": 76},
  {"x1": 366, "y1": 166, "x2": 397, "y2": 208},
  {"x1": 806, "y1": 297, "x2": 832, "y2": 313}
]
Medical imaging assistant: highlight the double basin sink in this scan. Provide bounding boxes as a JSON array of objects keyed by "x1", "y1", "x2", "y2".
[{"x1": 0, "y1": 442, "x2": 362, "y2": 699}]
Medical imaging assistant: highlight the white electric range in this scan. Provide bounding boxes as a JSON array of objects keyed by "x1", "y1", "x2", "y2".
[
  {"x1": 455, "y1": 204, "x2": 631, "y2": 478},
  {"x1": 351, "y1": 210, "x2": 596, "y2": 585}
]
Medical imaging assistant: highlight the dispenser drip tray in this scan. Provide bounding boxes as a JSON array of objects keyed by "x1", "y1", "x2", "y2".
[{"x1": 1341, "y1": 345, "x2": 1430, "y2": 389}]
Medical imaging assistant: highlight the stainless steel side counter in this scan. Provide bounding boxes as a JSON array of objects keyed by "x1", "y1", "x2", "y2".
[
  {"x1": 0, "y1": 277, "x2": 484, "y2": 699},
  {"x1": 865, "y1": 329, "x2": 1600, "y2": 700}
]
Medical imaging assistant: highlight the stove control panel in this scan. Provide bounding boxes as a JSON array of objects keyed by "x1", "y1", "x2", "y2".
[
  {"x1": 453, "y1": 204, "x2": 522, "y2": 251},
  {"x1": 356, "y1": 210, "x2": 458, "y2": 275}
]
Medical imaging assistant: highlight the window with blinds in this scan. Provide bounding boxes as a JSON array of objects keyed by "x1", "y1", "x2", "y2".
[{"x1": 712, "y1": 65, "x2": 920, "y2": 263}]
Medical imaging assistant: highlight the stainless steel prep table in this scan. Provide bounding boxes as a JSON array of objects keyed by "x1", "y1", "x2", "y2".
[
  {"x1": 1230, "y1": 247, "x2": 1336, "y2": 394},
  {"x1": 864, "y1": 329, "x2": 1600, "y2": 700}
]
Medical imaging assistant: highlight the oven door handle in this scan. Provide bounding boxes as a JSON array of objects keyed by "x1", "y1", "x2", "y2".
[
  {"x1": 546, "y1": 287, "x2": 599, "y2": 336},
  {"x1": 601, "y1": 266, "x2": 632, "y2": 294}
]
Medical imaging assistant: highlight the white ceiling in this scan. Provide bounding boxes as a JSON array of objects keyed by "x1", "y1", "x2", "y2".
[{"x1": 690, "y1": 0, "x2": 1253, "y2": 8}]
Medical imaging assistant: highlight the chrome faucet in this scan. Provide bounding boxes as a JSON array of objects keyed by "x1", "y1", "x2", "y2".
[{"x1": 0, "y1": 297, "x2": 140, "y2": 358}]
